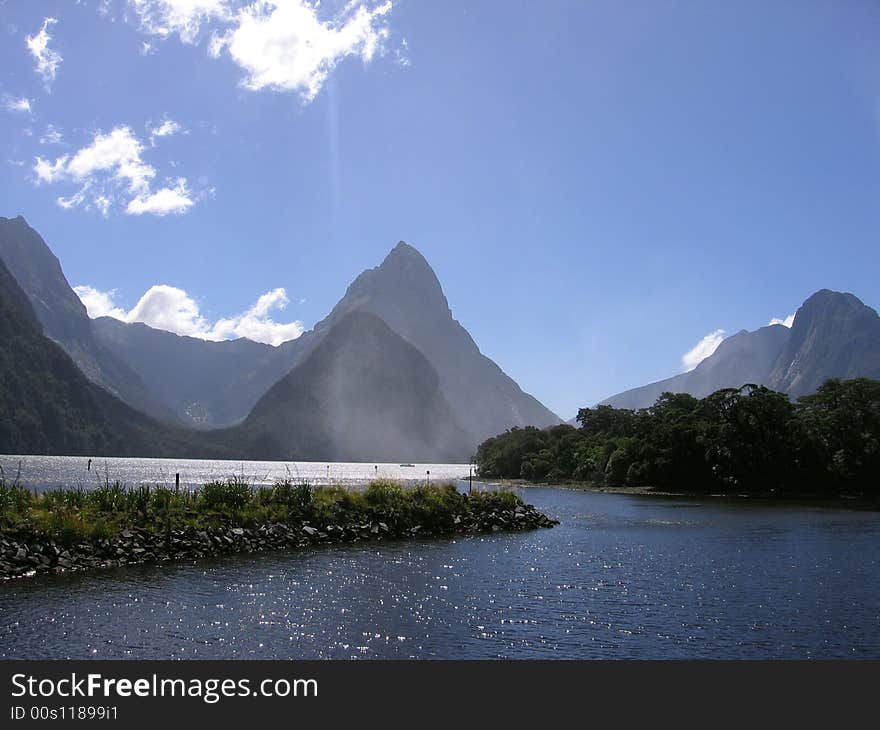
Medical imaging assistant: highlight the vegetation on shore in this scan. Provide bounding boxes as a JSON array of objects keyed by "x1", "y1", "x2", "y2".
[
  {"x1": 476, "y1": 377, "x2": 880, "y2": 496},
  {"x1": 0, "y1": 478, "x2": 557, "y2": 578}
]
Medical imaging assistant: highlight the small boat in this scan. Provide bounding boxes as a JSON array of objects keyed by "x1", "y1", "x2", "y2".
[{"x1": 399, "y1": 464, "x2": 415, "y2": 468}]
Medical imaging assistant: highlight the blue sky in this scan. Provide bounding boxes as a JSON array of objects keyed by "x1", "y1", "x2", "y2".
[{"x1": 1, "y1": 1, "x2": 879, "y2": 419}]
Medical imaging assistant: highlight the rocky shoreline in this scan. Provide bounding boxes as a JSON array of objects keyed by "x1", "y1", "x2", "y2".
[{"x1": 0, "y1": 500, "x2": 558, "y2": 580}]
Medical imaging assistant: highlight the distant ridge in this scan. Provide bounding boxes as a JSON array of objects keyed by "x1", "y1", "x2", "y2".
[{"x1": 600, "y1": 289, "x2": 880, "y2": 410}]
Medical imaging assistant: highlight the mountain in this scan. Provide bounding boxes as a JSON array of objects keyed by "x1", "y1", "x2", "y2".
[
  {"x1": 767, "y1": 289, "x2": 880, "y2": 398},
  {"x1": 0, "y1": 216, "x2": 176, "y2": 423},
  {"x1": 1, "y1": 216, "x2": 556, "y2": 459},
  {"x1": 219, "y1": 310, "x2": 473, "y2": 462},
  {"x1": 0, "y1": 253, "x2": 219, "y2": 458},
  {"x1": 601, "y1": 324, "x2": 790, "y2": 409},
  {"x1": 91, "y1": 317, "x2": 293, "y2": 426},
  {"x1": 0, "y1": 254, "x2": 465, "y2": 461},
  {"x1": 307, "y1": 242, "x2": 560, "y2": 443},
  {"x1": 88, "y1": 239, "x2": 560, "y2": 441},
  {"x1": 601, "y1": 289, "x2": 880, "y2": 410}
]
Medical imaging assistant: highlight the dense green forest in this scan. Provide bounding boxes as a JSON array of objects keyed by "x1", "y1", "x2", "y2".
[{"x1": 475, "y1": 378, "x2": 880, "y2": 495}]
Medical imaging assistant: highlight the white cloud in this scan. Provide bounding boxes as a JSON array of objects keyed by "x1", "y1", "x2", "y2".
[
  {"x1": 681, "y1": 329, "x2": 725, "y2": 371},
  {"x1": 39, "y1": 124, "x2": 63, "y2": 145},
  {"x1": 209, "y1": 287, "x2": 304, "y2": 344},
  {"x1": 125, "y1": 285, "x2": 211, "y2": 336},
  {"x1": 120, "y1": 1, "x2": 401, "y2": 103},
  {"x1": 395, "y1": 37, "x2": 410, "y2": 67},
  {"x1": 34, "y1": 154, "x2": 69, "y2": 183},
  {"x1": 3, "y1": 96, "x2": 32, "y2": 113},
  {"x1": 73, "y1": 285, "x2": 129, "y2": 319},
  {"x1": 211, "y1": 0, "x2": 393, "y2": 101},
  {"x1": 31, "y1": 125, "x2": 200, "y2": 216},
  {"x1": 768, "y1": 313, "x2": 795, "y2": 328},
  {"x1": 148, "y1": 117, "x2": 183, "y2": 144},
  {"x1": 128, "y1": 0, "x2": 231, "y2": 43},
  {"x1": 66, "y1": 126, "x2": 155, "y2": 192},
  {"x1": 74, "y1": 283, "x2": 304, "y2": 345},
  {"x1": 26, "y1": 17, "x2": 63, "y2": 87},
  {"x1": 127, "y1": 178, "x2": 194, "y2": 215}
]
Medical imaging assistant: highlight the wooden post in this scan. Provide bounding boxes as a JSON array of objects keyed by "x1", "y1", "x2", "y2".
[{"x1": 175, "y1": 473, "x2": 180, "y2": 489}]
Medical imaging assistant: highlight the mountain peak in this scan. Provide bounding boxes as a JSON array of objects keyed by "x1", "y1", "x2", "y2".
[
  {"x1": 314, "y1": 238, "x2": 560, "y2": 441},
  {"x1": 800, "y1": 288, "x2": 867, "y2": 311},
  {"x1": 791, "y1": 289, "x2": 878, "y2": 332},
  {"x1": 381, "y1": 240, "x2": 431, "y2": 269},
  {"x1": 329, "y1": 239, "x2": 448, "y2": 322},
  {"x1": 768, "y1": 289, "x2": 880, "y2": 397}
]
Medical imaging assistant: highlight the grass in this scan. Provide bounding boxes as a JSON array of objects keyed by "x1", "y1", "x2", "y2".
[{"x1": 0, "y1": 476, "x2": 530, "y2": 546}]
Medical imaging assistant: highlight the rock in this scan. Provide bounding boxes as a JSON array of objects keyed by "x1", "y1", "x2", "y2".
[{"x1": 302, "y1": 525, "x2": 318, "y2": 537}]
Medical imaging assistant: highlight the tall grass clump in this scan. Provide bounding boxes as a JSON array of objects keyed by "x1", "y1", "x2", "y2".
[{"x1": 201, "y1": 476, "x2": 252, "y2": 511}]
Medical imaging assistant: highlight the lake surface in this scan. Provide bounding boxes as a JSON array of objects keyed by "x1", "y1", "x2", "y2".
[
  {"x1": 0, "y1": 454, "x2": 471, "y2": 490},
  {"x1": 2, "y1": 469, "x2": 879, "y2": 658}
]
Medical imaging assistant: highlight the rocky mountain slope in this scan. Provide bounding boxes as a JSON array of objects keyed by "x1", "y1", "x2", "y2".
[
  {"x1": 0, "y1": 216, "x2": 176, "y2": 423},
  {"x1": 601, "y1": 289, "x2": 880, "y2": 409},
  {"x1": 0, "y1": 253, "x2": 220, "y2": 457},
  {"x1": 217, "y1": 310, "x2": 473, "y2": 462}
]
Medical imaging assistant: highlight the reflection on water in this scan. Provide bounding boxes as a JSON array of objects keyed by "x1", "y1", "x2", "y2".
[
  {"x1": 2, "y1": 485, "x2": 879, "y2": 659},
  {"x1": 0, "y1": 454, "x2": 470, "y2": 490}
]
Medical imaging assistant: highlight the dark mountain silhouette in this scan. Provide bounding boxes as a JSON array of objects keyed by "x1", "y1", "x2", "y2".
[
  {"x1": 601, "y1": 289, "x2": 880, "y2": 409},
  {"x1": 0, "y1": 253, "x2": 220, "y2": 457},
  {"x1": 0, "y1": 216, "x2": 176, "y2": 423},
  {"x1": 217, "y1": 310, "x2": 473, "y2": 462}
]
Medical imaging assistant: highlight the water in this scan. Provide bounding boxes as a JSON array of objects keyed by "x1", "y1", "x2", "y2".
[
  {"x1": 2, "y1": 481, "x2": 879, "y2": 659},
  {"x1": 0, "y1": 454, "x2": 471, "y2": 490}
]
